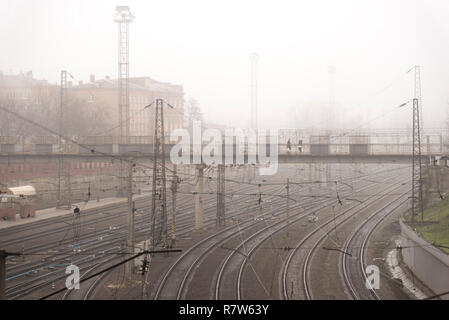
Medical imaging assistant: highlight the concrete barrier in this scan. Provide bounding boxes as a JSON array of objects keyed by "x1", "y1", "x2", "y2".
[
  {"x1": 400, "y1": 219, "x2": 449, "y2": 299},
  {"x1": 0, "y1": 208, "x2": 16, "y2": 221},
  {"x1": 19, "y1": 205, "x2": 36, "y2": 218}
]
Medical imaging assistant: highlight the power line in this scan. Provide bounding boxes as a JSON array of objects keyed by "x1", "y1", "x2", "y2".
[
  {"x1": 38, "y1": 248, "x2": 181, "y2": 300},
  {"x1": 0, "y1": 98, "x2": 414, "y2": 190},
  {"x1": 149, "y1": 99, "x2": 169, "y2": 249},
  {"x1": 301, "y1": 66, "x2": 413, "y2": 131}
]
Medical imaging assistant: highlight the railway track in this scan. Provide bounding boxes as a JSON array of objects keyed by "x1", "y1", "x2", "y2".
[
  {"x1": 152, "y1": 164, "x2": 399, "y2": 300},
  {"x1": 63, "y1": 168, "x2": 305, "y2": 300},
  {"x1": 280, "y1": 169, "x2": 410, "y2": 300},
  {"x1": 64, "y1": 184, "x2": 289, "y2": 300},
  {"x1": 6, "y1": 246, "x2": 122, "y2": 299},
  {"x1": 4, "y1": 178, "x2": 260, "y2": 276},
  {"x1": 341, "y1": 188, "x2": 409, "y2": 300},
  {"x1": 152, "y1": 186, "x2": 303, "y2": 299},
  {"x1": 61, "y1": 255, "x2": 122, "y2": 300},
  {"x1": 233, "y1": 170, "x2": 409, "y2": 300},
  {"x1": 2, "y1": 164, "x2": 408, "y2": 300},
  {"x1": 4, "y1": 172, "x2": 288, "y2": 299}
]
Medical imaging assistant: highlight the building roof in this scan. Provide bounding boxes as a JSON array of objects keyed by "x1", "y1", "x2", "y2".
[
  {"x1": 0, "y1": 71, "x2": 49, "y2": 87},
  {"x1": 73, "y1": 76, "x2": 183, "y2": 94},
  {"x1": 0, "y1": 72, "x2": 183, "y2": 96},
  {"x1": 7, "y1": 185, "x2": 36, "y2": 196}
]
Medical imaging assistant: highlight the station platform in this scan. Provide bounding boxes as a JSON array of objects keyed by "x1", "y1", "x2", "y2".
[{"x1": 0, "y1": 190, "x2": 151, "y2": 230}]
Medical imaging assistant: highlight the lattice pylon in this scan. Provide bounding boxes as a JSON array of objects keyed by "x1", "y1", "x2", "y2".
[
  {"x1": 411, "y1": 98, "x2": 424, "y2": 221},
  {"x1": 151, "y1": 99, "x2": 168, "y2": 248},
  {"x1": 57, "y1": 70, "x2": 71, "y2": 209},
  {"x1": 115, "y1": 7, "x2": 134, "y2": 196},
  {"x1": 115, "y1": 7, "x2": 133, "y2": 139}
]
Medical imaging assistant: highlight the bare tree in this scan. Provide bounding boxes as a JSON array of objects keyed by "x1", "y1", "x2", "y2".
[
  {"x1": 184, "y1": 98, "x2": 203, "y2": 134},
  {"x1": 0, "y1": 91, "x2": 58, "y2": 136},
  {"x1": 64, "y1": 97, "x2": 113, "y2": 136},
  {"x1": 0, "y1": 94, "x2": 112, "y2": 138}
]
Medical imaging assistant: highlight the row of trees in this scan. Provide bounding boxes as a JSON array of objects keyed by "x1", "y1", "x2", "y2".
[
  {"x1": 184, "y1": 98, "x2": 203, "y2": 134},
  {"x1": 0, "y1": 94, "x2": 204, "y2": 138},
  {"x1": 0, "y1": 94, "x2": 113, "y2": 137}
]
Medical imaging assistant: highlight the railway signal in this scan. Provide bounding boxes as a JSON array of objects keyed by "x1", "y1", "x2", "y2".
[{"x1": 141, "y1": 258, "x2": 149, "y2": 275}]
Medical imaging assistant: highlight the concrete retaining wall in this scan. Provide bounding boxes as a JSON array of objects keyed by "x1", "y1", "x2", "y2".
[{"x1": 400, "y1": 219, "x2": 449, "y2": 299}]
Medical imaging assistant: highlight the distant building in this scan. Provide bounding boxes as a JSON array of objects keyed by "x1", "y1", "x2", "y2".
[
  {"x1": 70, "y1": 75, "x2": 185, "y2": 136},
  {"x1": 0, "y1": 71, "x2": 59, "y2": 136},
  {"x1": 0, "y1": 71, "x2": 57, "y2": 106},
  {"x1": 0, "y1": 71, "x2": 184, "y2": 137}
]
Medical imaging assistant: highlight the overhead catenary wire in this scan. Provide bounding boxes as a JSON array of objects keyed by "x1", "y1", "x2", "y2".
[
  {"x1": 5, "y1": 165, "x2": 420, "y2": 300},
  {"x1": 19, "y1": 241, "x2": 449, "y2": 257},
  {"x1": 300, "y1": 66, "x2": 414, "y2": 132},
  {"x1": 38, "y1": 249, "x2": 181, "y2": 300},
  {"x1": 328, "y1": 100, "x2": 412, "y2": 142},
  {"x1": 0, "y1": 97, "x2": 416, "y2": 191}
]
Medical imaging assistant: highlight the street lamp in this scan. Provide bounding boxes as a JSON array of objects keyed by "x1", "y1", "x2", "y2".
[{"x1": 114, "y1": 6, "x2": 135, "y2": 23}]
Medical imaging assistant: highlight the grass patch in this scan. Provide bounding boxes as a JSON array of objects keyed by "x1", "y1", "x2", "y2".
[{"x1": 407, "y1": 196, "x2": 449, "y2": 254}]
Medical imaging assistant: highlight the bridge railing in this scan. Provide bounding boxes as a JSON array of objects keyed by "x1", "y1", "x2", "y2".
[{"x1": 0, "y1": 136, "x2": 448, "y2": 156}]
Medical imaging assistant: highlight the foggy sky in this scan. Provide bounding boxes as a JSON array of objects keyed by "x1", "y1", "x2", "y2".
[{"x1": 2, "y1": 0, "x2": 449, "y2": 130}]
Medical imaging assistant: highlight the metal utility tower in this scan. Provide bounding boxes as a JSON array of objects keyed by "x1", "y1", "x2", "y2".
[
  {"x1": 57, "y1": 70, "x2": 71, "y2": 209},
  {"x1": 151, "y1": 99, "x2": 168, "y2": 248},
  {"x1": 216, "y1": 164, "x2": 225, "y2": 226},
  {"x1": 170, "y1": 164, "x2": 179, "y2": 247},
  {"x1": 194, "y1": 165, "x2": 204, "y2": 230},
  {"x1": 125, "y1": 160, "x2": 135, "y2": 279},
  {"x1": 414, "y1": 65, "x2": 424, "y2": 139},
  {"x1": 114, "y1": 6, "x2": 134, "y2": 139},
  {"x1": 114, "y1": 6, "x2": 134, "y2": 197},
  {"x1": 411, "y1": 65, "x2": 424, "y2": 221},
  {"x1": 250, "y1": 53, "x2": 259, "y2": 131},
  {"x1": 326, "y1": 163, "x2": 332, "y2": 186}
]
